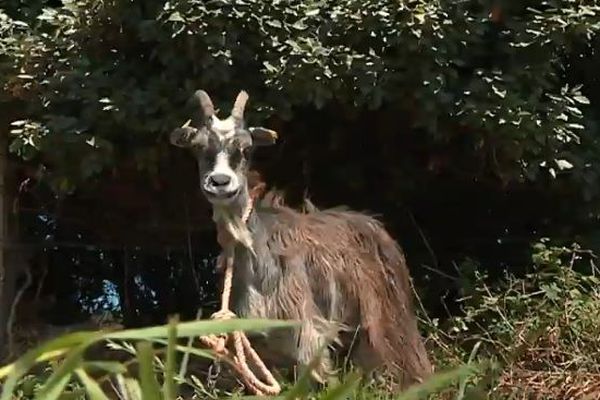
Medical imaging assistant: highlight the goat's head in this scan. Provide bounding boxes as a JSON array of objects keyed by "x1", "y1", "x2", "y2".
[{"x1": 170, "y1": 90, "x2": 278, "y2": 205}]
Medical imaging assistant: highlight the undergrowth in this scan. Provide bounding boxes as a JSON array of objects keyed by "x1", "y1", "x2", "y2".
[
  {"x1": 3, "y1": 240, "x2": 600, "y2": 399},
  {"x1": 423, "y1": 240, "x2": 600, "y2": 399}
]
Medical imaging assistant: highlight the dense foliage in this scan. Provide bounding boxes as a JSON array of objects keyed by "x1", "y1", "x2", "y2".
[{"x1": 2, "y1": 0, "x2": 600, "y2": 194}]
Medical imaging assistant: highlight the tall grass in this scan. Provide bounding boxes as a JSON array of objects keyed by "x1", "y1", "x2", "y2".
[{"x1": 0, "y1": 316, "x2": 476, "y2": 399}]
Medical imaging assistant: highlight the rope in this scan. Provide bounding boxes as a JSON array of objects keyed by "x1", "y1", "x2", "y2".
[{"x1": 198, "y1": 186, "x2": 281, "y2": 396}]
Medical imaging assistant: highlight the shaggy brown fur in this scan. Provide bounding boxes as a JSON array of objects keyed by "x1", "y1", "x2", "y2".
[{"x1": 233, "y1": 191, "x2": 433, "y2": 388}]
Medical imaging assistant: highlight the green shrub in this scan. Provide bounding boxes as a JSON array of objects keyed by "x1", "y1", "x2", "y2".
[{"x1": 425, "y1": 241, "x2": 600, "y2": 398}]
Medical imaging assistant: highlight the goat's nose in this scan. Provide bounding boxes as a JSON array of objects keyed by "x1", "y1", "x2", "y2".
[{"x1": 209, "y1": 174, "x2": 231, "y2": 187}]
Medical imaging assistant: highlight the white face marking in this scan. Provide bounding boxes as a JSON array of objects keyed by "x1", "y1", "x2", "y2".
[
  {"x1": 210, "y1": 116, "x2": 236, "y2": 139},
  {"x1": 202, "y1": 151, "x2": 240, "y2": 201},
  {"x1": 213, "y1": 151, "x2": 237, "y2": 179}
]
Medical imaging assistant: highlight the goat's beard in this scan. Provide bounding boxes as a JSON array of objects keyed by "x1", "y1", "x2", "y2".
[{"x1": 210, "y1": 183, "x2": 255, "y2": 254}]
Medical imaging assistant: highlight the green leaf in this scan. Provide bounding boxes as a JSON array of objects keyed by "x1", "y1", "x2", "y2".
[
  {"x1": 573, "y1": 95, "x2": 590, "y2": 104},
  {"x1": 75, "y1": 368, "x2": 110, "y2": 400},
  {"x1": 168, "y1": 12, "x2": 185, "y2": 22},
  {"x1": 556, "y1": 159, "x2": 574, "y2": 170}
]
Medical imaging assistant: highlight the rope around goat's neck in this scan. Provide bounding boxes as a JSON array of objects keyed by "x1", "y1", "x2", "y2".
[{"x1": 199, "y1": 188, "x2": 281, "y2": 396}]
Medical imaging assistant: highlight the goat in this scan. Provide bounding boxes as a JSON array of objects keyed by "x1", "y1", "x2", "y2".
[{"x1": 169, "y1": 90, "x2": 433, "y2": 389}]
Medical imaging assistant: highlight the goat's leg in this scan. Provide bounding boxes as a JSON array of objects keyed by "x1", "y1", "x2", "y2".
[
  {"x1": 296, "y1": 319, "x2": 335, "y2": 383},
  {"x1": 352, "y1": 334, "x2": 414, "y2": 391},
  {"x1": 351, "y1": 335, "x2": 385, "y2": 383},
  {"x1": 352, "y1": 333, "x2": 383, "y2": 371}
]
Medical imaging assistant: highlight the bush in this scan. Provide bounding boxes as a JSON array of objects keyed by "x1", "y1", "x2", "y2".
[
  {"x1": 426, "y1": 241, "x2": 600, "y2": 398},
  {"x1": 2, "y1": 1, "x2": 600, "y2": 197}
]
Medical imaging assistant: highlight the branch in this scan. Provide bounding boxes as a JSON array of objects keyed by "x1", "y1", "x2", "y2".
[{"x1": 6, "y1": 264, "x2": 32, "y2": 361}]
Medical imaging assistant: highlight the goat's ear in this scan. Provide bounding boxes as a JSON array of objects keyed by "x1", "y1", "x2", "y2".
[
  {"x1": 248, "y1": 127, "x2": 278, "y2": 146},
  {"x1": 169, "y1": 126, "x2": 208, "y2": 148}
]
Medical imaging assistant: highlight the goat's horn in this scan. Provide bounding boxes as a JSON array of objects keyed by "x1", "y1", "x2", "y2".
[
  {"x1": 231, "y1": 90, "x2": 249, "y2": 121},
  {"x1": 193, "y1": 90, "x2": 215, "y2": 119}
]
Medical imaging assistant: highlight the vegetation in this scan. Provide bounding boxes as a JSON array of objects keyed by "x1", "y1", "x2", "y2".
[
  {"x1": 3, "y1": 0, "x2": 600, "y2": 193},
  {"x1": 1, "y1": 318, "x2": 297, "y2": 400},
  {"x1": 3, "y1": 242, "x2": 600, "y2": 399},
  {"x1": 2, "y1": 0, "x2": 600, "y2": 398},
  {"x1": 423, "y1": 241, "x2": 600, "y2": 398}
]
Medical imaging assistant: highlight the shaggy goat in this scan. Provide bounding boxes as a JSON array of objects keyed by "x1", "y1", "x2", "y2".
[{"x1": 169, "y1": 90, "x2": 433, "y2": 388}]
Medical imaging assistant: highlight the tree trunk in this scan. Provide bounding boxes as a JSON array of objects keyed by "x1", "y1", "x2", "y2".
[
  {"x1": 0, "y1": 107, "x2": 29, "y2": 360},
  {"x1": 0, "y1": 125, "x2": 12, "y2": 359}
]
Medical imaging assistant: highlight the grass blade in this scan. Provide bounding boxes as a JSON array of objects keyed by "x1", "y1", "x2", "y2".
[
  {"x1": 150, "y1": 339, "x2": 214, "y2": 360},
  {"x1": 284, "y1": 348, "x2": 328, "y2": 400},
  {"x1": 33, "y1": 343, "x2": 91, "y2": 400},
  {"x1": 456, "y1": 341, "x2": 482, "y2": 400},
  {"x1": 0, "y1": 331, "x2": 103, "y2": 400},
  {"x1": 75, "y1": 368, "x2": 110, "y2": 400},
  {"x1": 396, "y1": 364, "x2": 480, "y2": 400},
  {"x1": 162, "y1": 317, "x2": 178, "y2": 399},
  {"x1": 116, "y1": 374, "x2": 142, "y2": 400},
  {"x1": 105, "y1": 318, "x2": 295, "y2": 341},
  {"x1": 320, "y1": 372, "x2": 362, "y2": 400},
  {"x1": 0, "y1": 348, "x2": 68, "y2": 379},
  {"x1": 82, "y1": 361, "x2": 128, "y2": 375},
  {"x1": 37, "y1": 372, "x2": 73, "y2": 400},
  {"x1": 137, "y1": 342, "x2": 162, "y2": 400}
]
